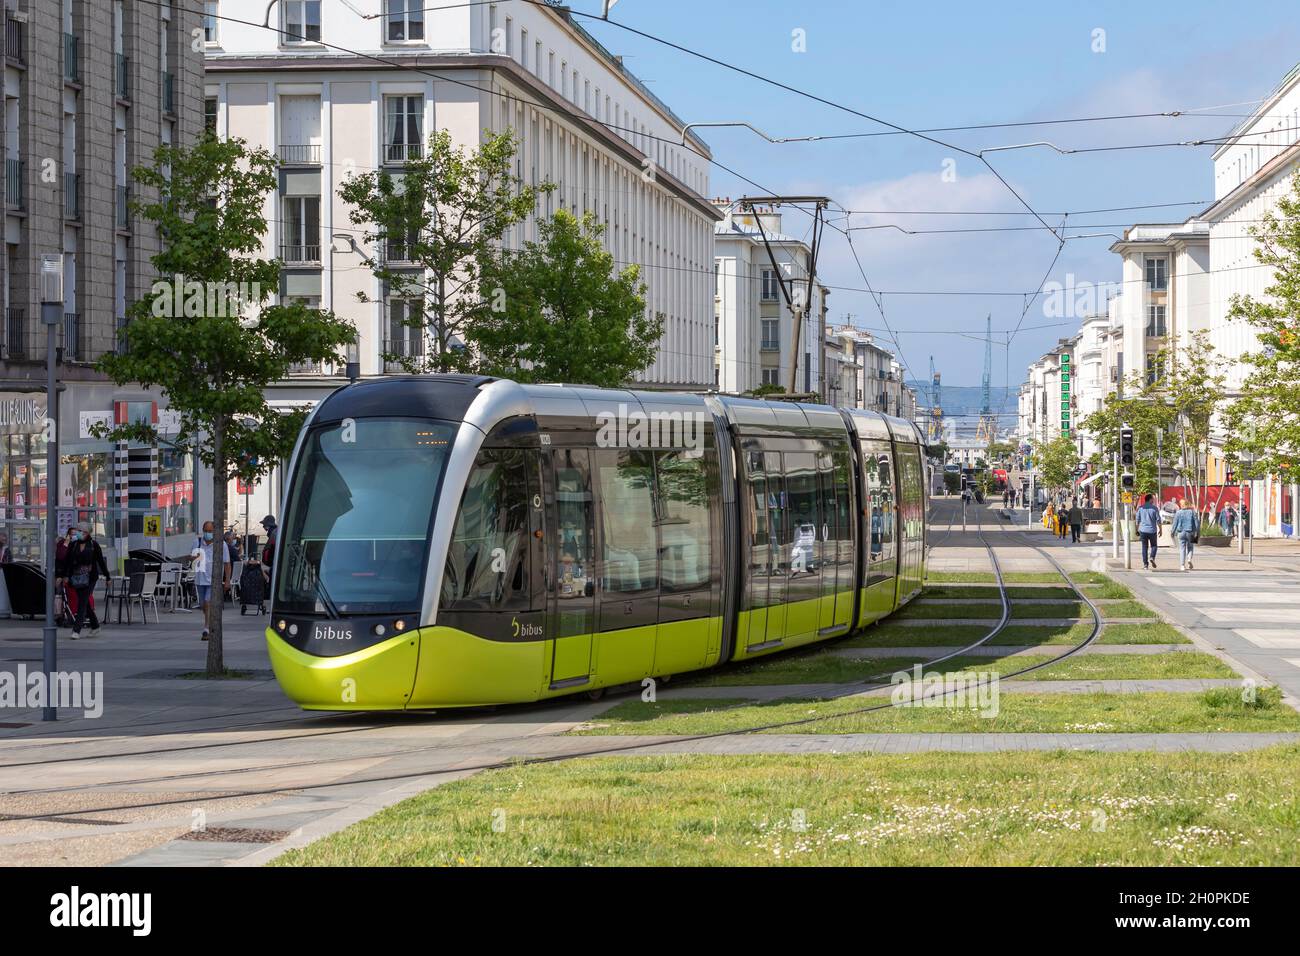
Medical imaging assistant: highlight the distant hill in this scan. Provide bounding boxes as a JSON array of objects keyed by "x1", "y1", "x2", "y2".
[{"x1": 907, "y1": 382, "x2": 1018, "y2": 417}]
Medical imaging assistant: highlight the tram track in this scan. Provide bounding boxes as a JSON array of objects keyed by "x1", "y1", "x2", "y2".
[{"x1": 0, "y1": 500, "x2": 1103, "y2": 824}]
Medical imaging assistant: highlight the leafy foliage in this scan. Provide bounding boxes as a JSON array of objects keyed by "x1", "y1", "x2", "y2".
[
  {"x1": 472, "y1": 211, "x2": 661, "y2": 386},
  {"x1": 338, "y1": 129, "x2": 551, "y2": 372},
  {"x1": 1224, "y1": 168, "x2": 1300, "y2": 478},
  {"x1": 97, "y1": 135, "x2": 355, "y2": 674}
]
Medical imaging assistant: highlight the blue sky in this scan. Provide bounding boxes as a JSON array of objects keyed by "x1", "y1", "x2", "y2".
[{"x1": 567, "y1": 0, "x2": 1300, "y2": 391}]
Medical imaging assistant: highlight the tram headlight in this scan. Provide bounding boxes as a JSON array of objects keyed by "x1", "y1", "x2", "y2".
[
  {"x1": 277, "y1": 620, "x2": 286, "y2": 631},
  {"x1": 288, "y1": 624, "x2": 298, "y2": 636},
  {"x1": 373, "y1": 624, "x2": 386, "y2": 637},
  {"x1": 394, "y1": 620, "x2": 406, "y2": 632}
]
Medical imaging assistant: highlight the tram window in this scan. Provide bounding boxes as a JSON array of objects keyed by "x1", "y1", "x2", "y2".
[
  {"x1": 554, "y1": 449, "x2": 595, "y2": 610},
  {"x1": 654, "y1": 449, "x2": 713, "y2": 592},
  {"x1": 765, "y1": 451, "x2": 788, "y2": 607},
  {"x1": 441, "y1": 449, "x2": 532, "y2": 611},
  {"x1": 834, "y1": 452, "x2": 854, "y2": 585},
  {"x1": 784, "y1": 452, "x2": 820, "y2": 598},
  {"x1": 745, "y1": 452, "x2": 771, "y2": 609},
  {"x1": 863, "y1": 442, "x2": 896, "y2": 579},
  {"x1": 595, "y1": 448, "x2": 658, "y2": 594}
]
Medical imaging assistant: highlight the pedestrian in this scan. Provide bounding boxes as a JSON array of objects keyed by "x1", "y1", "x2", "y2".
[
  {"x1": 1220, "y1": 504, "x2": 1237, "y2": 537},
  {"x1": 191, "y1": 520, "x2": 234, "y2": 641},
  {"x1": 1172, "y1": 497, "x2": 1200, "y2": 571},
  {"x1": 1056, "y1": 502, "x2": 1069, "y2": 539},
  {"x1": 1068, "y1": 498, "x2": 1083, "y2": 543},
  {"x1": 260, "y1": 514, "x2": 278, "y2": 579},
  {"x1": 0, "y1": 531, "x2": 9, "y2": 565},
  {"x1": 1136, "y1": 493, "x2": 1161, "y2": 569},
  {"x1": 60, "y1": 522, "x2": 110, "y2": 640}
]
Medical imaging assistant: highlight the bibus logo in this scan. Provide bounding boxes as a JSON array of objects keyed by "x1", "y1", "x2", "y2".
[{"x1": 311, "y1": 624, "x2": 354, "y2": 642}]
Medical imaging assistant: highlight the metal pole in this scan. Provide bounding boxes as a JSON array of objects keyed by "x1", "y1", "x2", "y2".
[
  {"x1": 1112, "y1": 450, "x2": 1119, "y2": 558},
  {"x1": 1123, "y1": 498, "x2": 1132, "y2": 569},
  {"x1": 41, "y1": 304, "x2": 60, "y2": 721},
  {"x1": 1239, "y1": 475, "x2": 1246, "y2": 555}
]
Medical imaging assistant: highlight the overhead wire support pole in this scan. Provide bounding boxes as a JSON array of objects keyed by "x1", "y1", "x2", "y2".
[{"x1": 741, "y1": 196, "x2": 830, "y2": 397}]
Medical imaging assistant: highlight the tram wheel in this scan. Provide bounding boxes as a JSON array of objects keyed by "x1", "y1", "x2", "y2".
[{"x1": 586, "y1": 688, "x2": 606, "y2": 701}]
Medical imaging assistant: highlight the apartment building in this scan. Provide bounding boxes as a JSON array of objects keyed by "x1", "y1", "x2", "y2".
[
  {"x1": 1, "y1": 0, "x2": 203, "y2": 560},
  {"x1": 712, "y1": 202, "x2": 826, "y2": 396},
  {"x1": 204, "y1": 0, "x2": 719, "y2": 399}
]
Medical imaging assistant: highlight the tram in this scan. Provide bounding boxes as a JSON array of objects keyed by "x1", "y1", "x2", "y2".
[{"x1": 266, "y1": 375, "x2": 928, "y2": 710}]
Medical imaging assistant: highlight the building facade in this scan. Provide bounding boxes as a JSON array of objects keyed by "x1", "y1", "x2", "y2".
[
  {"x1": 712, "y1": 202, "x2": 825, "y2": 397},
  {"x1": 1, "y1": 0, "x2": 204, "y2": 564}
]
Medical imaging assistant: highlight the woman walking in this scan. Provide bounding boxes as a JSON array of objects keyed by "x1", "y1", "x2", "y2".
[
  {"x1": 1172, "y1": 498, "x2": 1200, "y2": 571},
  {"x1": 60, "y1": 522, "x2": 111, "y2": 639}
]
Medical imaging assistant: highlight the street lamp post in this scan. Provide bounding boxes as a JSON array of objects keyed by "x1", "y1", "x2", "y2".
[{"x1": 40, "y1": 254, "x2": 63, "y2": 722}]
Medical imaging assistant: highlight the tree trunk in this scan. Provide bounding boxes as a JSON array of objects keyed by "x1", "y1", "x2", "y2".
[{"x1": 206, "y1": 423, "x2": 226, "y2": 676}]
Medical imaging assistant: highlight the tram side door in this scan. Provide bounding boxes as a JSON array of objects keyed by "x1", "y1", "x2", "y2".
[{"x1": 545, "y1": 448, "x2": 596, "y2": 688}]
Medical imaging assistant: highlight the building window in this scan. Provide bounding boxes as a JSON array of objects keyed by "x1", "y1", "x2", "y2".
[
  {"x1": 203, "y1": 1, "x2": 219, "y2": 44},
  {"x1": 1145, "y1": 354, "x2": 1164, "y2": 385},
  {"x1": 384, "y1": 95, "x2": 423, "y2": 163},
  {"x1": 386, "y1": 299, "x2": 424, "y2": 369},
  {"x1": 1145, "y1": 256, "x2": 1168, "y2": 291},
  {"x1": 282, "y1": 0, "x2": 321, "y2": 44},
  {"x1": 281, "y1": 196, "x2": 320, "y2": 262},
  {"x1": 760, "y1": 318, "x2": 779, "y2": 351},
  {"x1": 1145, "y1": 304, "x2": 1167, "y2": 337},
  {"x1": 761, "y1": 268, "x2": 779, "y2": 301},
  {"x1": 384, "y1": 0, "x2": 424, "y2": 42},
  {"x1": 204, "y1": 96, "x2": 217, "y2": 134},
  {"x1": 761, "y1": 368, "x2": 780, "y2": 387}
]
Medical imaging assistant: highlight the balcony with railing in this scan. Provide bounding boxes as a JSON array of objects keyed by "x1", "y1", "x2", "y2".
[
  {"x1": 286, "y1": 359, "x2": 323, "y2": 376},
  {"x1": 278, "y1": 143, "x2": 322, "y2": 165},
  {"x1": 63, "y1": 33, "x2": 78, "y2": 82},
  {"x1": 382, "y1": 337, "x2": 424, "y2": 372},
  {"x1": 61, "y1": 313, "x2": 83, "y2": 362},
  {"x1": 5, "y1": 13, "x2": 22, "y2": 64},
  {"x1": 4, "y1": 308, "x2": 25, "y2": 361},
  {"x1": 5, "y1": 157, "x2": 21, "y2": 210},
  {"x1": 281, "y1": 243, "x2": 321, "y2": 264},
  {"x1": 116, "y1": 185, "x2": 130, "y2": 229},
  {"x1": 115, "y1": 53, "x2": 129, "y2": 99},
  {"x1": 760, "y1": 337, "x2": 779, "y2": 351},
  {"x1": 383, "y1": 142, "x2": 422, "y2": 164},
  {"x1": 162, "y1": 72, "x2": 174, "y2": 114},
  {"x1": 64, "y1": 173, "x2": 79, "y2": 220}
]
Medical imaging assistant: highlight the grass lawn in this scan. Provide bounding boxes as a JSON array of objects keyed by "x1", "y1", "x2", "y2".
[
  {"x1": 842, "y1": 621, "x2": 1188, "y2": 648},
  {"x1": 683, "y1": 651, "x2": 1235, "y2": 687},
  {"x1": 923, "y1": 584, "x2": 1077, "y2": 600},
  {"x1": 896, "y1": 601, "x2": 1003, "y2": 620},
  {"x1": 1099, "y1": 600, "x2": 1158, "y2": 619},
  {"x1": 926, "y1": 571, "x2": 997, "y2": 583},
  {"x1": 272, "y1": 746, "x2": 1300, "y2": 865},
  {"x1": 572, "y1": 687, "x2": 1299, "y2": 736}
]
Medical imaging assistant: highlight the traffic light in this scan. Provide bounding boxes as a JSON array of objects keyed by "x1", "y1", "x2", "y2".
[
  {"x1": 1121, "y1": 473, "x2": 1135, "y2": 490},
  {"x1": 1119, "y1": 427, "x2": 1134, "y2": 468}
]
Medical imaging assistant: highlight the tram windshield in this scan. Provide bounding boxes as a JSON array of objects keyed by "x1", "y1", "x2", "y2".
[{"x1": 275, "y1": 418, "x2": 456, "y2": 616}]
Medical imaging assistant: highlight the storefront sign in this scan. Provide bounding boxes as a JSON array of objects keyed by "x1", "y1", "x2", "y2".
[
  {"x1": 0, "y1": 395, "x2": 46, "y2": 434},
  {"x1": 143, "y1": 514, "x2": 162, "y2": 538},
  {"x1": 79, "y1": 411, "x2": 114, "y2": 439}
]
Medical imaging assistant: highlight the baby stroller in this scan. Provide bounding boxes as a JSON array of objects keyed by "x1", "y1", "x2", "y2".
[{"x1": 239, "y1": 559, "x2": 267, "y2": 615}]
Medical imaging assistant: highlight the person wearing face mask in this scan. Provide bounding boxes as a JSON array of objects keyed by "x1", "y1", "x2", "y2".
[
  {"x1": 61, "y1": 523, "x2": 110, "y2": 639},
  {"x1": 191, "y1": 520, "x2": 234, "y2": 641}
]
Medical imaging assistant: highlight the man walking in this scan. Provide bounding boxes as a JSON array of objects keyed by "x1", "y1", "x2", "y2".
[
  {"x1": 1136, "y1": 494, "x2": 1161, "y2": 569},
  {"x1": 192, "y1": 520, "x2": 233, "y2": 641},
  {"x1": 1068, "y1": 498, "x2": 1084, "y2": 543},
  {"x1": 1172, "y1": 498, "x2": 1200, "y2": 571}
]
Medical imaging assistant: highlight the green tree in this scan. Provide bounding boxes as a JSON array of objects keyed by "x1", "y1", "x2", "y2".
[
  {"x1": 472, "y1": 211, "x2": 661, "y2": 385},
  {"x1": 928, "y1": 440, "x2": 950, "y2": 464},
  {"x1": 97, "y1": 136, "x2": 355, "y2": 676},
  {"x1": 1224, "y1": 168, "x2": 1300, "y2": 478},
  {"x1": 1033, "y1": 433, "x2": 1080, "y2": 493},
  {"x1": 338, "y1": 129, "x2": 550, "y2": 372}
]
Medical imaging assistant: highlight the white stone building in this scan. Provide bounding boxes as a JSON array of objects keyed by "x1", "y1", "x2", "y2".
[{"x1": 712, "y1": 202, "x2": 825, "y2": 396}]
